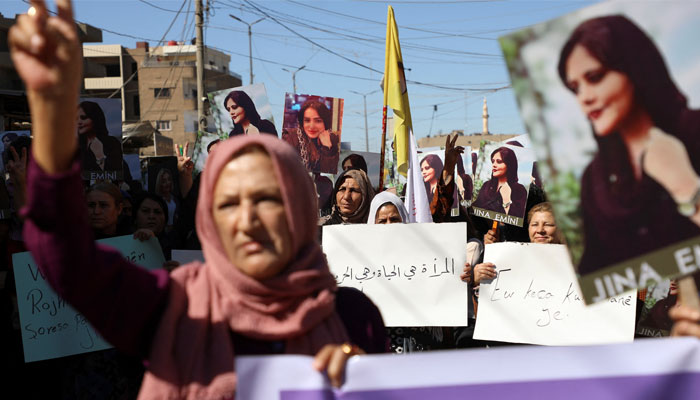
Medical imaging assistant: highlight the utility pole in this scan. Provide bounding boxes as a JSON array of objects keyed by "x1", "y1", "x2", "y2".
[
  {"x1": 230, "y1": 14, "x2": 265, "y2": 84},
  {"x1": 350, "y1": 89, "x2": 379, "y2": 151},
  {"x1": 282, "y1": 65, "x2": 306, "y2": 93},
  {"x1": 196, "y1": 0, "x2": 205, "y2": 133}
]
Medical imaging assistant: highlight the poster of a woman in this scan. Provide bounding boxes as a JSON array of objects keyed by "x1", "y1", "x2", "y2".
[
  {"x1": 501, "y1": 2, "x2": 700, "y2": 302},
  {"x1": 208, "y1": 83, "x2": 277, "y2": 138},
  {"x1": 417, "y1": 149, "x2": 471, "y2": 211},
  {"x1": 471, "y1": 143, "x2": 534, "y2": 227},
  {"x1": 282, "y1": 93, "x2": 343, "y2": 174},
  {"x1": 77, "y1": 98, "x2": 123, "y2": 180}
]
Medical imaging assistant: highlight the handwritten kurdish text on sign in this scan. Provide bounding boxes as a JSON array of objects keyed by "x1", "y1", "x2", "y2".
[
  {"x1": 13, "y1": 235, "x2": 165, "y2": 362},
  {"x1": 323, "y1": 223, "x2": 467, "y2": 327},
  {"x1": 473, "y1": 243, "x2": 635, "y2": 346}
]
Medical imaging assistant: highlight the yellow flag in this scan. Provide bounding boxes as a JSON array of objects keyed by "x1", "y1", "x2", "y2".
[{"x1": 383, "y1": 6, "x2": 412, "y2": 177}]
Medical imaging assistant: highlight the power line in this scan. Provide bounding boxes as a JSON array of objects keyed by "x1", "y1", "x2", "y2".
[
  {"x1": 225, "y1": 0, "x2": 501, "y2": 59},
  {"x1": 137, "y1": 0, "x2": 195, "y2": 13},
  {"x1": 238, "y1": 0, "x2": 507, "y2": 92},
  {"x1": 241, "y1": 0, "x2": 384, "y2": 74},
  {"x1": 284, "y1": 0, "x2": 496, "y2": 41}
]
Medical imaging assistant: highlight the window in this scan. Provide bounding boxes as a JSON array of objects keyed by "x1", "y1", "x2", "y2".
[
  {"x1": 156, "y1": 120, "x2": 171, "y2": 131},
  {"x1": 105, "y1": 64, "x2": 120, "y2": 77},
  {"x1": 133, "y1": 96, "x2": 140, "y2": 117},
  {"x1": 154, "y1": 88, "x2": 171, "y2": 98},
  {"x1": 131, "y1": 62, "x2": 138, "y2": 81}
]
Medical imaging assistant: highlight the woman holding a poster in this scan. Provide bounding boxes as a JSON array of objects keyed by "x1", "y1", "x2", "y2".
[
  {"x1": 558, "y1": 15, "x2": 700, "y2": 274},
  {"x1": 224, "y1": 90, "x2": 278, "y2": 137},
  {"x1": 9, "y1": 3, "x2": 385, "y2": 398},
  {"x1": 473, "y1": 146, "x2": 527, "y2": 218},
  {"x1": 283, "y1": 99, "x2": 341, "y2": 173}
]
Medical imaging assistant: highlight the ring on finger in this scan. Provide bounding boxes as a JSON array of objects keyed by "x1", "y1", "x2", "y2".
[{"x1": 341, "y1": 343, "x2": 357, "y2": 355}]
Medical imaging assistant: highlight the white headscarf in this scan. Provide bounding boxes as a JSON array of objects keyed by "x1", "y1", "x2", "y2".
[{"x1": 366, "y1": 191, "x2": 410, "y2": 224}]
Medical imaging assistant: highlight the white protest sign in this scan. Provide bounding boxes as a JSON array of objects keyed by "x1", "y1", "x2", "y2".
[
  {"x1": 473, "y1": 243, "x2": 635, "y2": 346},
  {"x1": 323, "y1": 222, "x2": 467, "y2": 327},
  {"x1": 13, "y1": 235, "x2": 165, "y2": 362}
]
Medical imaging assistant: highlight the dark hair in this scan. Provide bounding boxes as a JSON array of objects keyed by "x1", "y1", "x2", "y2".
[
  {"x1": 79, "y1": 101, "x2": 109, "y2": 137},
  {"x1": 207, "y1": 139, "x2": 220, "y2": 153},
  {"x1": 224, "y1": 90, "x2": 262, "y2": 132},
  {"x1": 420, "y1": 154, "x2": 443, "y2": 180},
  {"x1": 132, "y1": 192, "x2": 168, "y2": 229},
  {"x1": 87, "y1": 182, "x2": 123, "y2": 206},
  {"x1": 420, "y1": 154, "x2": 443, "y2": 199},
  {"x1": 558, "y1": 15, "x2": 686, "y2": 133},
  {"x1": 298, "y1": 100, "x2": 332, "y2": 134},
  {"x1": 490, "y1": 146, "x2": 519, "y2": 185},
  {"x1": 342, "y1": 154, "x2": 368, "y2": 174}
]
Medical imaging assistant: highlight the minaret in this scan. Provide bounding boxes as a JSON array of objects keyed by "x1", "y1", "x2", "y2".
[{"x1": 482, "y1": 97, "x2": 489, "y2": 135}]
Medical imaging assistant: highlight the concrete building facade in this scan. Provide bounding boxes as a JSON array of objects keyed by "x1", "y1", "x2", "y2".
[
  {"x1": 417, "y1": 130, "x2": 521, "y2": 150},
  {"x1": 83, "y1": 41, "x2": 242, "y2": 147}
]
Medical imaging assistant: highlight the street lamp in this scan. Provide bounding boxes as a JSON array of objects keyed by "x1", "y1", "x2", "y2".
[
  {"x1": 349, "y1": 89, "x2": 380, "y2": 151},
  {"x1": 229, "y1": 14, "x2": 264, "y2": 85},
  {"x1": 281, "y1": 65, "x2": 306, "y2": 93}
]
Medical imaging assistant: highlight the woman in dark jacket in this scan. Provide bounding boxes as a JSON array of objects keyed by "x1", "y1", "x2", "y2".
[
  {"x1": 78, "y1": 101, "x2": 123, "y2": 177},
  {"x1": 558, "y1": 15, "x2": 700, "y2": 274},
  {"x1": 473, "y1": 146, "x2": 527, "y2": 218}
]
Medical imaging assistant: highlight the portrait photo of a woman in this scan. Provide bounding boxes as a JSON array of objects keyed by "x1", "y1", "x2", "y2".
[
  {"x1": 558, "y1": 15, "x2": 700, "y2": 275},
  {"x1": 282, "y1": 96, "x2": 343, "y2": 174},
  {"x1": 420, "y1": 154, "x2": 442, "y2": 204},
  {"x1": 208, "y1": 83, "x2": 277, "y2": 140},
  {"x1": 154, "y1": 167, "x2": 178, "y2": 228},
  {"x1": 78, "y1": 100, "x2": 123, "y2": 179},
  {"x1": 1, "y1": 132, "x2": 18, "y2": 154},
  {"x1": 473, "y1": 146, "x2": 528, "y2": 219},
  {"x1": 223, "y1": 90, "x2": 278, "y2": 137}
]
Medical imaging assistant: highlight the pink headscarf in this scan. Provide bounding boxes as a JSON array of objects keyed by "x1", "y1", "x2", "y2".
[{"x1": 139, "y1": 136, "x2": 349, "y2": 399}]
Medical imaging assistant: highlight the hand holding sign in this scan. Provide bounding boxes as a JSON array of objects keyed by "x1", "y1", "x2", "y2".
[{"x1": 473, "y1": 262, "x2": 496, "y2": 285}]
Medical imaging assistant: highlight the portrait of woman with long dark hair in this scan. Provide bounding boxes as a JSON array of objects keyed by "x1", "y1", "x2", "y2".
[
  {"x1": 558, "y1": 15, "x2": 700, "y2": 275},
  {"x1": 420, "y1": 154, "x2": 442, "y2": 204},
  {"x1": 473, "y1": 146, "x2": 528, "y2": 218},
  {"x1": 282, "y1": 97, "x2": 342, "y2": 174},
  {"x1": 78, "y1": 100, "x2": 123, "y2": 177},
  {"x1": 223, "y1": 90, "x2": 278, "y2": 137}
]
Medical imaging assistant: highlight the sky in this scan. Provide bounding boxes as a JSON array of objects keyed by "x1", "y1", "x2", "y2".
[{"x1": 2, "y1": 0, "x2": 597, "y2": 152}]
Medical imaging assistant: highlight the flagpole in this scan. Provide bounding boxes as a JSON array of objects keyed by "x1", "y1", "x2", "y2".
[{"x1": 379, "y1": 106, "x2": 388, "y2": 191}]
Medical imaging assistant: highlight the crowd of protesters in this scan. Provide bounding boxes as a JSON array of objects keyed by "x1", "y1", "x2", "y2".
[{"x1": 2, "y1": 1, "x2": 700, "y2": 399}]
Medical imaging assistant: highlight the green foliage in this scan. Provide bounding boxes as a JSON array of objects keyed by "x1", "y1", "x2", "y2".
[{"x1": 547, "y1": 170, "x2": 584, "y2": 264}]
